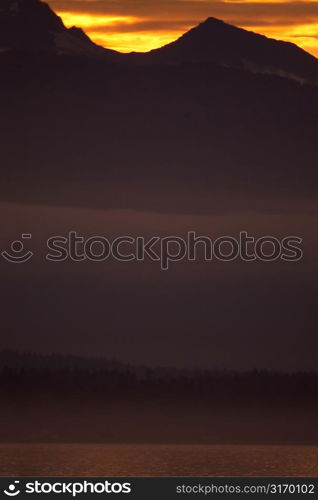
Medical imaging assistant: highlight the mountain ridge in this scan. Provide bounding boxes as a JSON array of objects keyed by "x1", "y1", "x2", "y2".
[
  {"x1": 0, "y1": 0, "x2": 318, "y2": 216},
  {"x1": 1, "y1": 0, "x2": 318, "y2": 83}
]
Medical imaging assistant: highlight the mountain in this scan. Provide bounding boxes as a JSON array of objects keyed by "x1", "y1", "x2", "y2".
[
  {"x1": 0, "y1": 0, "x2": 317, "y2": 214},
  {"x1": 1, "y1": 0, "x2": 318, "y2": 84},
  {"x1": 147, "y1": 17, "x2": 318, "y2": 84},
  {"x1": 0, "y1": 0, "x2": 118, "y2": 58}
]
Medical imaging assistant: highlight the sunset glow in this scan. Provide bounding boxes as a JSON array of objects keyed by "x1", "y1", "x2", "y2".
[
  {"x1": 58, "y1": 12, "x2": 138, "y2": 29},
  {"x1": 242, "y1": 23, "x2": 318, "y2": 56},
  {"x1": 51, "y1": 1, "x2": 318, "y2": 56},
  {"x1": 87, "y1": 31, "x2": 184, "y2": 53}
]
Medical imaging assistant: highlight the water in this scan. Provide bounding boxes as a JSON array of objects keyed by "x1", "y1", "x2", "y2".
[{"x1": 0, "y1": 444, "x2": 317, "y2": 476}]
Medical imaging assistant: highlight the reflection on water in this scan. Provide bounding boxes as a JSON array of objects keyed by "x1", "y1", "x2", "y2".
[{"x1": 1, "y1": 444, "x2": 318, "y2": 477}]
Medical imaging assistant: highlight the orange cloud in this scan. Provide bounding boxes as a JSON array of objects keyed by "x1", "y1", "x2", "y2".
[
  {"x1": 58, "y1": 12, "x2": 138, "y2": 29},
  {"x1": 51, "y1": 0, "x2": 318, "y2": 55}
]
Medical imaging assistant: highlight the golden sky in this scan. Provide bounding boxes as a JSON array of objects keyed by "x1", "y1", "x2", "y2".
[{"x1": 50, "y1": 0, "x2": 318, "y2": 56}]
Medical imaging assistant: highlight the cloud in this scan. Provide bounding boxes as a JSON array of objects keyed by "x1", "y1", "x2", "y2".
[{"x1": 49, "y1": 0, "x2": 318, "y2": 54}]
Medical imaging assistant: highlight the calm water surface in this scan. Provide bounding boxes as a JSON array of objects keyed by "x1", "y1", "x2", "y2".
[{"x1": 1, "y1": 444, "x2": 318, "y2": 476}]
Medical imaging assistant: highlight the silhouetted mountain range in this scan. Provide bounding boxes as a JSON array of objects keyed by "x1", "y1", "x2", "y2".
[
  {"x1": 0, "y1": 0, "x2": 317, "y2": 214},
  {"x1": 2, "y1": 0, "x2": 318, "y2": 82}
]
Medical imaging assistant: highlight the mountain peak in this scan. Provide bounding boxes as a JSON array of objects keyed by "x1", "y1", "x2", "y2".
[
  {"x1": 148, "y1": 16, "x2": 318, "y2": 83},
  {"x1": 0, "y1": 0, "x2": 115, "y2": 57},
  {"x1": 201, "y1": 17, "x2": 228, "y2": 26},
  {"x1": 0, "y1": 0, "x2": 65, "y2": 31}
]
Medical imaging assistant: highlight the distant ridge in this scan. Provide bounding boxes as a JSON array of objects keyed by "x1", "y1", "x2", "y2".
[
  {"x1": 1, "y1": 350, "x2": 318, "y2": 445},
  {"x1": 1, "y1": 350, "x2": 317, "y2": 377}
]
